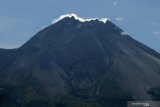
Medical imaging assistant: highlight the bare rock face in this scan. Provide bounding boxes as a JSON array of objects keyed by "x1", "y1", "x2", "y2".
[{"x1": 0, "y1": 16, "x2": 160, "y2": 107}]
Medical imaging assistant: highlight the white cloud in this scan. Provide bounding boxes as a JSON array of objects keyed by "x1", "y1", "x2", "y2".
[
  {"x1": 151, "y1": 22, "x2": 156, "y2": 25},
  {"x1": 52, "y1": 13, "x2": 109, "y2": 24},
  {"x1": 121, "y1": 31, "x2": 128, "y2": 36},
  {"x1": 115, "y1": 17, "x2": 124, "y2": 22},
  {"x1": 113, "y1": 1, "x2": 118, "y2": 6},
  {"x1": 40, "y1": 25, "x2": 47, "y2": 30},
  {"x1": 152, "y1": 31, "x2": 160, "y2": 36}
]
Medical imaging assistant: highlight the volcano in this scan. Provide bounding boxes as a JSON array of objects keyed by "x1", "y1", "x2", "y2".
[{"x1": 0, "y1": 14, "x2": 160, "y2": 107}]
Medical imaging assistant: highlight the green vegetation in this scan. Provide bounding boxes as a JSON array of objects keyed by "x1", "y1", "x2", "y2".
[
  {"x1": 0, "y1": 78, "x2": 134, "y2": 107},
  {"x1": 148, "y1": 86, "x2": 160, "y2": 100},
  {"x1": 97, "y1": 78, "x2": 133, "y2": 107},
  {"x1": 49, "y1": 94, "x2": 100, "y2": 107},
  {"x1": 22, "y1": 86, "x2": 45, "y2": 105}
]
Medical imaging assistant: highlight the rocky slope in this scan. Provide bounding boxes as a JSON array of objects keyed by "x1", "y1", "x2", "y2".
[{"x1": 0, "y1": 15, "x2": 160, "y2": 107}]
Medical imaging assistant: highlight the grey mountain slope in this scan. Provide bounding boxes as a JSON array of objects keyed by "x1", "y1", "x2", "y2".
[{"x1": 0, "y1": 17, "x2": 160, "y2": 107}]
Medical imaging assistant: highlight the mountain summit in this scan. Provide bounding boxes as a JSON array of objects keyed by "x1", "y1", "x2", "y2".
[
  {"x1": 52, "y1": 13, "x2": 109, "y2": 24},
  {"x1": 0, "y1": 14, "x2": 160, "y2": 107}
]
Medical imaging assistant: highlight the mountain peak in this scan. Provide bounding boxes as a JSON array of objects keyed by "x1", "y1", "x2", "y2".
[{"x1": 52, "y1": 13, "x2": 109, "y2": 24}]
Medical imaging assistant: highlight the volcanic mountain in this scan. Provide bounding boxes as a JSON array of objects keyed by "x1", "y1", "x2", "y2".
[{"x1": 0, "y1": 14, "x2": 160, "y2": 107}]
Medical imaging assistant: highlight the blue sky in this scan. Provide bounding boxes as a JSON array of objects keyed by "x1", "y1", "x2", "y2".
[{"x1": 0, "y1": 0, "x2": 160, "y2": 52}]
